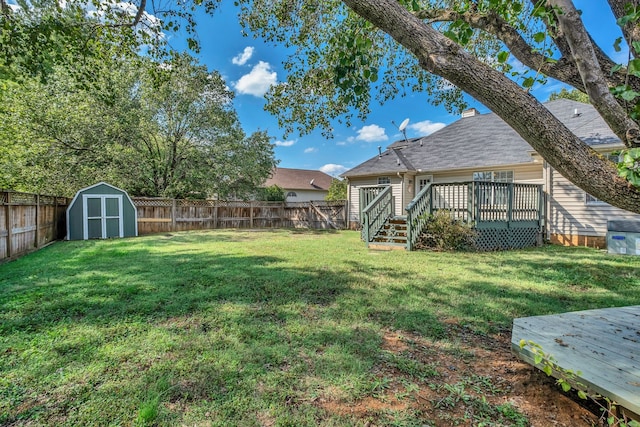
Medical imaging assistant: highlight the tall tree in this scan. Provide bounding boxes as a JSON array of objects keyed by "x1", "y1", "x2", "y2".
[
  {"x1": 0, "y1": 4, "x2": 277, "y2": 198},
  {"x1": 211, "y1": 0, "x2": 639, "y2": 213},
  {"x1": 128, "y1": 53, "x2": 277, "y2": 198},
  {"x1": 4, "y1": 1, "x2": 640, "y2": 211},
  {"x1": 548, "y1": 88, "x2": 590, "y2": 103}
]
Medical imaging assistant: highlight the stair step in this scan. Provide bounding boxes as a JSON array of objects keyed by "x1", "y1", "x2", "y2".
[
  {"x1": 373, "y1": 237, "x2": 407, "y2": 243},
  {"x1": 377, "y1": 232, "x2": 407, "y2": 238},
  {"x1": 368, "y1": 242, "x2": 407, "y2": 251}
]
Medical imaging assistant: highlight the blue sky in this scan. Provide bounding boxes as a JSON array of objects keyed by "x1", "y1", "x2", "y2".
[{"x1": 172, "y1": 1, "x2": 623, "y2": 177}]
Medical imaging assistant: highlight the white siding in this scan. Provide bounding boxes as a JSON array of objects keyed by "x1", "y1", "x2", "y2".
[
  {"x1": 547, "y1": 166, "x2": 640, "y2": 237},
  {"x1": 346, "y1": 176, "x2": 403, "y2": 225},
  {"x1": 284, "y1": 189, "x2": 327, "y2": 202}
]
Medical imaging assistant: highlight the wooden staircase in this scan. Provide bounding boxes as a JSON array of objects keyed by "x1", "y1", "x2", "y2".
[{"x1": 368, "y1": 216, "x2": 408, "y2": 250}]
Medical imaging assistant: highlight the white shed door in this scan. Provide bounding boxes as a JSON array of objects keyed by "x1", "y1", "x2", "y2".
[{"x1": 83, "y1": 195, "x2": 124, "y2": 239}]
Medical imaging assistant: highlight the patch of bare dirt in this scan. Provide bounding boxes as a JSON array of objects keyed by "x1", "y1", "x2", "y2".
[{"x1": 316, "y1": 325, "x2": 601, "y2": 426}]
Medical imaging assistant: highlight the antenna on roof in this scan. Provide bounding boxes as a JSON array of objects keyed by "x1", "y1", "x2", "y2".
[{"x1": 391, "y1": 118, "x2": 410, "y2": 143}]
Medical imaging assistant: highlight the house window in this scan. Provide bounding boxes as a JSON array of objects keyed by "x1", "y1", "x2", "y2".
[
  {"x1": 473, "y1": 170, "x2": 514, "y2": 205},
  {"x1": 585, "y1": 153, "x2": 620, "y2": 205},
  {"x1": 287, "y1": 192, "x2": 297, "y2": 197},
  {"x1": 378, "y1": 176, "x2": 391, "y2": 185},
  {"x1": 585, "y1": 193, "x2": 607, "y2": 205},
  {"x1": 472, "y1": 170, "x2": 514, "y2": 183},
  {"x1": 417, "y1": 175, "x2": 433, "y2": 192}
]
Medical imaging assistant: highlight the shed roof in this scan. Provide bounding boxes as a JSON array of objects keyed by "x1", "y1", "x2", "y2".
[
  {"x1": 263, "y1": 168, "x2": 334, "y2": 191},
  {"x1": 342, "y1": 99, "x2": 620, "y2": 178}
]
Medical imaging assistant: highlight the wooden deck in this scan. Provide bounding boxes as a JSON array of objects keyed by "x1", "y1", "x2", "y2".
[{"x1": 511, "y1": 306, "x2": 640, "y2": 421}]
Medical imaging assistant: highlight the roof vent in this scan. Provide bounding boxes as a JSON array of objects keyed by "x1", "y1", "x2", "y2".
[
  {"x1": 573, "y1": 108, "x2": 581, "y2": 117},
  {"x1": 378, "y1": 146, "x2": 382, "y2": 159},
  {"x1": 461, "y1": 108, "x2": 479, "y2": 118}
]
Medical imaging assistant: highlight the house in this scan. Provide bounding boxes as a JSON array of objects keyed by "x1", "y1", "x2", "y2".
[
  {"x1": 263, "y1": 168, "x2": 334, "y2": 202},
  {"x1": 342, "y1": 99, "x2": 640, "y2": 248}
]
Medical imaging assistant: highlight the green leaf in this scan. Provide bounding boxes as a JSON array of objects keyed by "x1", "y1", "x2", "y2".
[
  {"x1": 543, "y1": 365, "x2": 552, "y2": 376},
  {"x1": 519, "y1": 339, "x2": 526, "y2": 349},
  {"x1": 577, "y1": 390, "x2": 588, "y2": 400},
  {"x1": 620, "y1": 89, "x2": 640, "y2": 101},
  {"x1": 522, "y1": 77, "x2": 535, "y2": 88},
  {"x1": 533, "y1": 32, "x2": 546, "y2": 43},
  {"x1": 614, "y1": 37, "x2": 623, "y2": 52},
  {"x1": 534, "y1": 354, "x2": 543, "y2": 365},
  {"x1": 628, "y1": 58, "x2": 640, "y2": 77},
  {"x1": 497, "y1": 51, "x2": 509, "y2": 63},
  {"x1": 560, "y1": 381, "x2": 571, "y2": 392}
]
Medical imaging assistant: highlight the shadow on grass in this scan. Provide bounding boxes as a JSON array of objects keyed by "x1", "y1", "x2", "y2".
[{"x1": 1, "y1": 235, "x2": 640, "y2": 425}]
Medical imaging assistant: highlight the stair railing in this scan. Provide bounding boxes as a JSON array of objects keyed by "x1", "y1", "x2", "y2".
[
  {"x1": 361, "y1": 185, "x2": 393, "y2": 245},
  {"x1": 405, "y1": 183, "x2": 433, "y2": 251}
]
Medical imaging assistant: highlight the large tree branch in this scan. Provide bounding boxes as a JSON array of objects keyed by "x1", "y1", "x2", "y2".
[
  {"x1": 342, "y1": 0, "x2": 640, "y2": 213},
  {"x1": 417, "y1": 8, "x2": 585, "y2": 90},
  {"x1": 419, "y1": 6, "x2": 636, "y2": 95},
  {"x1": 549, "y1": 0, "x2": 640, "y2": 147},
  {"x1": 609, "y1": 0, "x2": 640, "y2": 54}
]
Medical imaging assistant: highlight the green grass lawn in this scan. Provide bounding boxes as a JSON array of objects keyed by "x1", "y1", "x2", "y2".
[{"x1": 1, "y1": 229, "x2": 639, "y2": 426}]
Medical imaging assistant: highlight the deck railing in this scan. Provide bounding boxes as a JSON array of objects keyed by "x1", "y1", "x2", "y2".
[
  {"x1": 359, "y1": 186, "x2": 388, "y2": 220},
  {"x1": 361, "y1": 185, "x2": 393, "y2": 244},
  {"x1": 404, "y1": 181, "x2": 543, "y2": 250},
  {"x1": 405, "y1": 183, "x2": 433, "y2": 251},
  {"x1": 472, "y1": 182, "x2": 542, "y2": 227}
]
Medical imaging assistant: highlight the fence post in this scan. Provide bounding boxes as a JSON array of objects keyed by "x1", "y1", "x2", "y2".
[
  {"x1": 249, "y1": 201, "x2": 254, "y2": 228},
  {"x1": 213, "y1": 202, "x2": 218, "y2": 229},
  {"x1": 54, "y1": 196, "x2": 59, "y2": 240},
  {"x1": 35, "y1": 194, "x2": 40, "y2": 248},
  {"x1": 171, "y1": 198, "x2": 177, "y2": 232},
  {"x1": 6, "y1": 191, "x2": 12, "y2": 258}
]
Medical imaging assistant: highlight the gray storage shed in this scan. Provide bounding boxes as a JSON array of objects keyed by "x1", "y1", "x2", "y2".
[{"x1": 67, "y1": 182, "x2": 138, "y2": 240}]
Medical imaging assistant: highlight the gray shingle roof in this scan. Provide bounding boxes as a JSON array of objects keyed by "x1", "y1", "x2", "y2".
[
  {"x1": 342, "y1": 99, "x2": 620, "y2": 178},
  {"x1": 263, "y1": 168, "x2": 333, "y2": 191}
]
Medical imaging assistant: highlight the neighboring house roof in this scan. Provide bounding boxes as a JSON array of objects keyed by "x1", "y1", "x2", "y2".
[
  {"x1": 263, "y1": 168, "x2": 333, "y2": 191},
  {"x1": 342, "y1": 99, "x2": 621, "y2": 178}
]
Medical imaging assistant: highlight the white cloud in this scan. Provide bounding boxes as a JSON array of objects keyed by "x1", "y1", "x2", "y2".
[
  {"x1": 274, "y1": 139, "x2": 296, "y2": 147},
  {"x1": 83, "y1": 2, "x2": 162, "y2": 39},
  {"x1": 409, "y1": 120, "x2": 446, "y2": 136},
  {"x1": 320, "y1": 164, "x2": 348, "y2": 177},
  {"x1": 356, "y1": 124, "x2": 388, "y2": 142},
  {"x1": 304, "y1": 147, "x2": 318, "y2": 153},
  {"x1": 234, "y1": 61, "x2": 278, "y2": 97},
  {"x1": 232, "y1": 47, "x2": 255, "y2": 66}
]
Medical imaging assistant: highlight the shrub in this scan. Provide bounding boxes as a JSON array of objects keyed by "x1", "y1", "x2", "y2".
[
  {"x1": 257, "y1": 185, "x2": 286, "y2": 201},
  {"x1": 414, "y1": 210, "x2": 478, "y2": 251}
]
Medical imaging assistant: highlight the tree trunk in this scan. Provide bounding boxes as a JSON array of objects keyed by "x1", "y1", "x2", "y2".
[{"x1": 342, "y1": 0, "x2": 640, "y2": 214}]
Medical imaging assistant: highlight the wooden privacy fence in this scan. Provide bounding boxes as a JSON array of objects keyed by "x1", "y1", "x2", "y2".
[
  {"x1": 1, "y1": 190, "x2": 70, "y2": 261},
  {"x1": 133, "y1": 198, "x2": 347, "y2": 234},
  {"x1": 1, "y1": 190, "x2": 347, "y2": 263}
]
